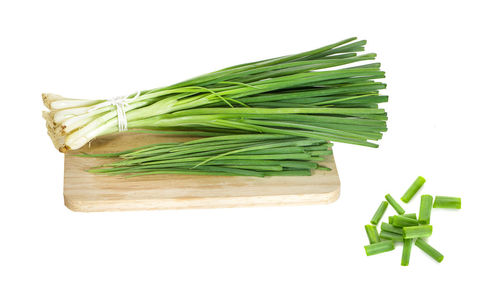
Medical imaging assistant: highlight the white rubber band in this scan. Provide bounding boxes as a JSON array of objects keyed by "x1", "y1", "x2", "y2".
[{"x1": 89, "y1": 91, "x2": 141, "y2": 132}]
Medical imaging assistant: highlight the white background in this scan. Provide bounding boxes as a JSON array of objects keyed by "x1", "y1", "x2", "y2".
[{"x1": 1, "y1": 1, "x2": 498, "y2": 299}]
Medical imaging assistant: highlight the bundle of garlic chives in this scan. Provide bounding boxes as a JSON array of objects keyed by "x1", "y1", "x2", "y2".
[
  {"x1": 43, "y1": 37, "x2": 388, "y2": 152},
  {"x1": 82, "y1": 134, "x2": 332, "y2": 177}
]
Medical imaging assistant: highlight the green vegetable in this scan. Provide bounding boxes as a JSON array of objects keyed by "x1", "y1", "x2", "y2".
[
  {"x1": 365, "y1": 225, "x2": 380, "y2": 244},
  {"x1": 415, "y1": 238, "x2": 444, "y2": 263},
  {"x1": 401, "y1": 176, "x2": 426, "y2": 203},
  {"x1": 418, "y1": 195, "x2": 433, "y2": 224},
  {"x1": 402, "y1": 225, "x2": 433, "y2": 239},
  {"x1": 364, "y1": 240, "x2": 395, "y2": 256},
  {"x1": 370, "y1": 201, "x2": 388, "y2": 225},
  {"x1": 388, "y1": 213, "x2": 414, "y2": 224},
  {"x1": 389, "y1": 213, "x2": 417, "y2": 224},
  {"x1": 380, "y1": 230, "x2": 404, "y2": 242},
  {"x1": 392, "y1": 215, "x2": 419, "y2": 227},
  {"x1": 401, "y1": 238, "x2": 413, "y2": 266},
  {"x1": 402, "y1": 213, "x2": 417, "y2": 219},
  {"x1": 433, "y1": 196, "x2": 461, "y2": 209},
  {"x1": 365, "y1": 178, "x2": 457, "y2": 266},
  {"x1": 42, "y1": 37, "x2": 388, "y2": 152},
  {"x1": 385, "y1": 194, "x2": 405, "y2": 215},
  {"x1": 381, "y1": 222, "x2": 403, "y2": 235},
  {"x1": 83, "y1": 134, "x2": 332, "y2": 177}
]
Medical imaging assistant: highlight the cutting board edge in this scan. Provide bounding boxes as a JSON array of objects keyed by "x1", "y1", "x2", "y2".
[{"x1": 64, "y1": 188, "x2": 340, "y2": 212}]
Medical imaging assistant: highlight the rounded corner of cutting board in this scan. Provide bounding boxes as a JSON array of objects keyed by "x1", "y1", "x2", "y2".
[
  {"x1": 64, "y1": 194, "x2": 88, "y2": 212},
  {"x1": 325, "y1": 186, "x2": 341, "y2": 204}
]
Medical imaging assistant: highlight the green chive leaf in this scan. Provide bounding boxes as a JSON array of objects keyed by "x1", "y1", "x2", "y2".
[
  {"x1": 370, "y1": 201, "x2": 388, "y2": 225},
  {"x1": 402, "y1": 225, "x2": 433, "y2": 239},
  {"x1": 385, "y1": 194, "x2": 405, "y2": 215},
  {"x1": 401, "y1": 176, "x2": 426, "y2": 203},
  {"x1": 365, "y1": 225, "x2": 380, "y2": 244},
  {"x1": 433, "y1": 196, "x2": 461, "y2": 209},
  {"x1": 418, "y1": 195, "x2": 433, "y2": 224},
  {"x1": 364, "y1": 240, "x2": 395, "y2": 256}
]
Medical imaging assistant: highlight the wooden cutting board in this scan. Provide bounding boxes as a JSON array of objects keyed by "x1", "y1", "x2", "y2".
[{"x1": 64, "y1": 132, "x2": 340, "y2": 212}]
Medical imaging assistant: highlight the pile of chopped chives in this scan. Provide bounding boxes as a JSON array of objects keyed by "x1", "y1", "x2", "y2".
[{"x1": 364, "y1": 176, "x2": 461, "y2": 266}]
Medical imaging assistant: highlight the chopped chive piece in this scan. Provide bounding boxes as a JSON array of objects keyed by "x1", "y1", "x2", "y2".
[
  {"x1": 418, "y1": 194, "x2": 433, "y2": 224},
  {"x1": 381, "y1": 222, "x2": 403, "y2": 235},
  {"x1": 402, "y1": 225, "x2": 433, "y2": 239},
  {"x1": 433, "y1": 196, "x2": 461, "y2": 209},
  {"x1": 380, "y1": 230, "x2": 404, "y2": 242},
  {"x1": 365, "y1": 225, "x2": 380, "y2": 244},
  {"x1": 370, "y1": 201, "x2": 388, "y2": 225},
  {"x1": 401, "y1": 176, "x2": 426, "y2": 203},
  {"x1": 388, "y1": 214, "x2": 415, "y2": 224},
  {"x1": 401, "y1": 238, "x2": 413, "y2": 266},
  {"x1": 403, "y1": 213, "x2": 417, "y2": 219},
  {"x1": 385, "y1": 194, "x2": 405, "y2": 215},
  {"x1": 364, "y1": 240, "x2": 395, "y2": 256},
  {"x1": 392, "y1": 215, "x2": 419, "y2": 227},
  {"x1": 415, "y1": 238, "x2": 444, "y2": 263}
]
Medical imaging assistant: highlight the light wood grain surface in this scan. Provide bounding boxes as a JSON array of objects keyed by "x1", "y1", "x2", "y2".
[{"x1": 64, "y1": 132, "x2": 341, "y2": 212}]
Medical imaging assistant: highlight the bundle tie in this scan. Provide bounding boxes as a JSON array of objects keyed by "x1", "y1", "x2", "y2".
[{"x1": 89, "y1": 91, "x2": 141, "y2": 132}]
